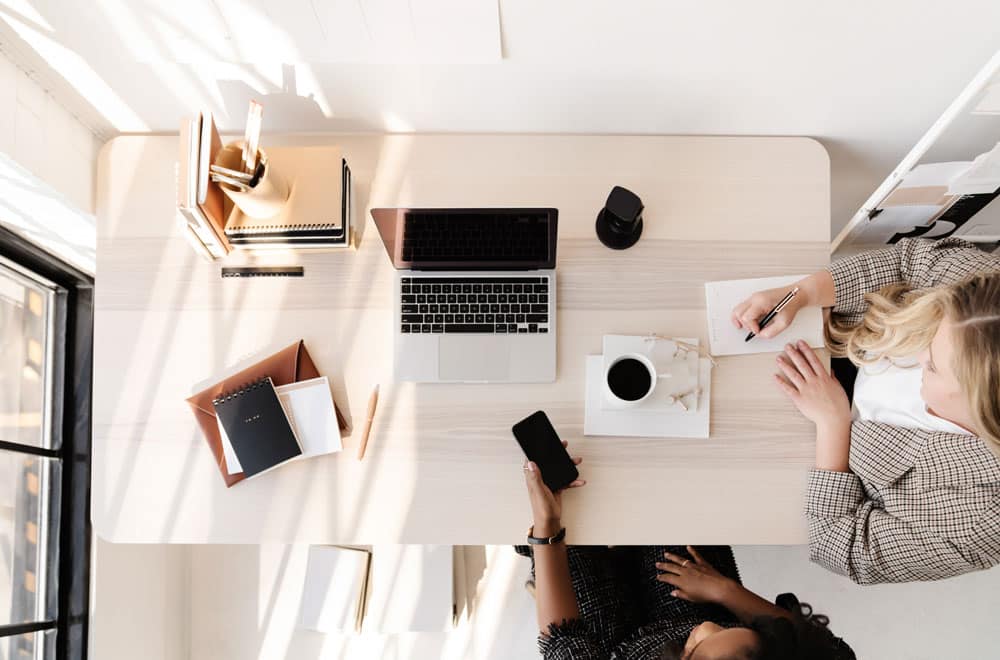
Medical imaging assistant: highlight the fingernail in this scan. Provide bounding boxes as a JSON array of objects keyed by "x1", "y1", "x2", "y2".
[
  {"x1": 527, "y1": 463, "x2": 535, "y2": 472},
  {"x1": 671, "y1": 590, "x2": 679, "y2": 596},
  {"x1": 655, "y1": 562, "x2": 664, "y2": 568},
  {"x1": 799, "y1": 340, "x2": 807, "y2": 347}
]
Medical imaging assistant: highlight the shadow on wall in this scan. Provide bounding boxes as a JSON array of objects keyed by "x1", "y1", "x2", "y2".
[{"x1": 216, "y1": 64, "x2": 383, "y2": 134}]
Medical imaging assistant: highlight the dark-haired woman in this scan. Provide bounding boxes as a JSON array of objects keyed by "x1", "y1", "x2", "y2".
[{"x1": 519, "y1": 446, "x2": 854, "y2": 659}]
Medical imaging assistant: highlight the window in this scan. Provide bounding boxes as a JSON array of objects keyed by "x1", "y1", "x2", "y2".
[{"x1": 0, "y1": 227, "x2": 93, "y2": 660}]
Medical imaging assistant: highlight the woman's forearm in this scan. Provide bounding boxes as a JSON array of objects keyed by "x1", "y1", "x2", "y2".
[
  {"x1": 532, "y1": 520, "x2": 580, "y2": 634},
  {"x1": 797, "y1": 270, "x2": 836, "y2": 308},
  {"x1": 815, "y1": 420, "x2": 852, "y2": 472},
  {"x1": 717, "y1": 582, "x2": 791, "y2": 624}
]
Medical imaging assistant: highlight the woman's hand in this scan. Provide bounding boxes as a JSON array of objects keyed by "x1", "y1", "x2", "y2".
[
  {"x1": 774, "y1": 341, "x2": 852, "y2": 471},
  {"x1": 774, "y1": 341, "x2": 851, "y2": 429},
  {"x1": 523, "y1": 441, "x2": 585, "y2": 536},
  {"x1": 655, "y1": 546, "x2": 739, "y2": 604},
  {"x1": 731, "y1": 285, "x2": 808, "y2": 339}
]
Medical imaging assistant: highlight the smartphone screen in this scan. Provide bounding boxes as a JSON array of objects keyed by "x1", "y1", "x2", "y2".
[{"x1": 512, "y1": 411, "x2": 579, "y2": 492}]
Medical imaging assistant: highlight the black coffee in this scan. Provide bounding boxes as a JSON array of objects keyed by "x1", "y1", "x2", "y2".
[{"x1": 607, "y1": 358, "x2": 653, "y2": 401}]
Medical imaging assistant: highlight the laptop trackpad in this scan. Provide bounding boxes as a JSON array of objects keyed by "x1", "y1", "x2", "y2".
[{"x1": 439, "y1": 336, "x2": 511, "y2": 382}]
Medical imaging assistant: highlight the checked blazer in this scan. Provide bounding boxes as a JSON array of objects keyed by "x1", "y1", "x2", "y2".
[{"x1": 808, "y1": 238, "x2": 1000, "y2": 584}]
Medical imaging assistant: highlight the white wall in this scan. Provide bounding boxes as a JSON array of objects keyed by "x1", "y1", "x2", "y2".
[
  {"x1": 2, "y1": 1, "x2": 1000, "y2": 236},
  {"x1": 0, "y1": 48, "x2": 100, "y2": 215},
  {"x1": 0, "y1": 47, "x2": 100, "y2": 273}
]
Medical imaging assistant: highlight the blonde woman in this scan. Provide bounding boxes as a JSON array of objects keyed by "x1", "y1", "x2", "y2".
[{"x1": 732, "y1": 237, "x2": 1000, "y2": 584}]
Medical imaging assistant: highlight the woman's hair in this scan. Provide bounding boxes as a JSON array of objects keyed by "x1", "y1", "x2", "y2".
[
  {"x1": 659, "y1": 598, "x2": 855, "y2": 660},
  {"x1": 826, "y1": 271, "x2": 1000, "y2": 451}
]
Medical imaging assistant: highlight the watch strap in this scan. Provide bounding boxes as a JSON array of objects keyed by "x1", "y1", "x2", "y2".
[{"x1": 527, "y1": 526, "x2": 566, "y2": 545}]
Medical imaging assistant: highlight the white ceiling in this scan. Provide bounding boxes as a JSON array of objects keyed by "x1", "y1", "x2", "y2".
[{"x1": 1, "y1": 0, "x2": 999, "y2": 234}]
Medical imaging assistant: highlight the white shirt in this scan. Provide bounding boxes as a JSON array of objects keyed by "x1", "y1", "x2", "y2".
[{"x1": 852, "y1": 358, "x2": 972, "y2": 435}]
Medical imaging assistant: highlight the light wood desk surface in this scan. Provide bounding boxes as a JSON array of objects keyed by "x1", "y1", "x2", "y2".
[{"x1": 93, "y1": 134, "x2": 829, "y2": 544}]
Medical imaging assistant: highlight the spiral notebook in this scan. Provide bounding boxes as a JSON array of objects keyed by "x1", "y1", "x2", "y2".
[
  {"x1": 212, "y1": 377, "x2": 302, "y2": 479},
  {"x1": 224, "y1": 146, "x2": 351, "y2": 248}
]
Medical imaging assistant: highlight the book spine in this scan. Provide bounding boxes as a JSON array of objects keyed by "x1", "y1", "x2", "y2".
[
  {"x1": 175, "y1": 213, "x2": 215, "y2": 262},
  {"x1": 178, "y1": 206, "x2": 225, "y2": 259}
]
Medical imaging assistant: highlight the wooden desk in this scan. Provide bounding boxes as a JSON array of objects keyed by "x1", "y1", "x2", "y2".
[{"x1": 93, "y1": 134, "x2": 829, "y2": 544}]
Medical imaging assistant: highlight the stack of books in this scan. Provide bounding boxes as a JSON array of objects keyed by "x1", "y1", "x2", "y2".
[
  {"x1": 223, "y1": 145, "x2": 353, "y2": 250},
  {"x1": 176, "y1": 112, "x2": 231, "y2": 260},
  {"x1": 176, "y1": 106, "x2": 353, "y2": 256}
]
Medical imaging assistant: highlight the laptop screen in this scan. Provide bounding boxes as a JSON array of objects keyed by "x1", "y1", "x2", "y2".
[{"x1": 371, "y1": 208, "x2": 558, "y2": 270}]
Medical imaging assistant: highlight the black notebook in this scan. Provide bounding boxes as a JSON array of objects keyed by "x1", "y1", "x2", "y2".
[{"x1": 212, "y1": 377, "x2": 302, "y2": 478}]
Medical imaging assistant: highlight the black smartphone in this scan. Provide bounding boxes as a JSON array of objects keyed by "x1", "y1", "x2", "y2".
[{"x1": 512, "y1": 411, "x2": 579, "y2": 492}]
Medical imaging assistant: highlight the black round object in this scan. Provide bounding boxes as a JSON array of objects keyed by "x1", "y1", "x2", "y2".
[
  {"x1": 596, "y1": 209, "x2": 643, "y2": 250},
  {"x1": 607, "y1": 357, "x2": 653, "y2": 401}
]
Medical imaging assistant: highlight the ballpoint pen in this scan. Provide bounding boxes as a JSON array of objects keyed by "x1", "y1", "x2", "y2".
[{"x1": 745, "y1": 286, "x2": 799, "y2": 342}]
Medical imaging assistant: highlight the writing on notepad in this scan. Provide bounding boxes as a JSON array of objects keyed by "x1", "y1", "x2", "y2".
[{"x1": 704, "y1": 275, "x2": 824, "y2": 357}]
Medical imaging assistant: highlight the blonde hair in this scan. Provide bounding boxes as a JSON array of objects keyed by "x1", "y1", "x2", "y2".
[{"x1": 827, "y1": 272, "x2": 1000, "y2": 452}]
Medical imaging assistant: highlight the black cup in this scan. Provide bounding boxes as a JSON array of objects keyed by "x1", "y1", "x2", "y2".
[{"x1": 606, "y1": 356, "x2": 654, "y2": 402}]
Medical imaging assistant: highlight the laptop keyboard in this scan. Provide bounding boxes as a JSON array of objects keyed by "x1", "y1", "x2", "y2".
[{"x1": 400, "y1": 277, "x2": 551, "y2": 334}]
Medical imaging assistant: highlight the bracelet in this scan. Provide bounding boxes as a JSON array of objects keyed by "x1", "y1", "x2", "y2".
[{"x1": 527, "y1": 525, "x2": 566, "y2": 545}]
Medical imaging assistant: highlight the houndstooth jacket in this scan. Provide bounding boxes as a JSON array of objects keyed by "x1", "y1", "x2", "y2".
[{"x1": 807, "y1": 237, "x2": 1000, "y2": 584}]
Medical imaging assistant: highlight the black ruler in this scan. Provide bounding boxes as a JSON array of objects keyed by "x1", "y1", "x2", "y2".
[{"x1": 221, "y1": 266, "x2": 304, "y2": 278}]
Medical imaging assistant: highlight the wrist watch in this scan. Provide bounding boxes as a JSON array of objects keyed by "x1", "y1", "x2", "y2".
[{"x1": 527, "y1": 525, "x2": 566, "y2": 545}]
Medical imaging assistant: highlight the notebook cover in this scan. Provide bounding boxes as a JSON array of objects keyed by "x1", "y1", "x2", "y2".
[
  {"x1": 224, "y1": 146, "x2": 345, "y2": 233},
  {"x1": 213, "y1": 378, "x2": 301, "y2": 478},
  {"x1": 186, "y1": 340, "x2": 349, "y2": 488},
  {"x1": 196, "y1": 112, "x2": 232, "y2": 252}
]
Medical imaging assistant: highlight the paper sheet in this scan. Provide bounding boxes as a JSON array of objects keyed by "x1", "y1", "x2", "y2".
[
  {"x1": 948, "y1": 142, "x2": 1000, "y2": 195},
  {"x1": 896, "y1": 162, "x2": 972, "y2": 189},
  {"x1": 276, "y1": 377, "x2": 343, "y2": 457},
  {"x1": 705, "y1": 275, "x2": 824, "y2": 356}
]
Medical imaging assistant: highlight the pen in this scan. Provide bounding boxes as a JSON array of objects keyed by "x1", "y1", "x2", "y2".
[
  {"x1": 745, "y1": 286, "x2": 799, "y2": 342},
  {"x1": 357, "y1": 385, "x2": 380, "y2": 460}
]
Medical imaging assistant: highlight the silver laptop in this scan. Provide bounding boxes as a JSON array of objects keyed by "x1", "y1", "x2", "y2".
[{"x1": 371, "y1": 208, "x2": 558, "y2": 383}]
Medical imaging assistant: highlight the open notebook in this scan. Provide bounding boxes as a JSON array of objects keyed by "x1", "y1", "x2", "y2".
[
  {"x1": 297, "y1": 545, "x2": 456, "y2": 634},
  {"x1": 298, "y1": 546, "x2": 372, "y2": 633},
  {"x1": 704, "y1": 275, "x2": 824, "y2": 356}
]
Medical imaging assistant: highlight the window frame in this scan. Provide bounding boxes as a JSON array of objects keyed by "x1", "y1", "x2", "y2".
[{"x1": 0, "y1": 224, "x2": 93, "y2": 660}]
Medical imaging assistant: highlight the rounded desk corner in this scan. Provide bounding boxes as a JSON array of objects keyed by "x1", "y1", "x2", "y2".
[
  {"x1": 796, "y1": 136, "x2": 831, "y2": 176},
  {"x1": 97, "y1": 134, "x2": 135, "y2": 166}
]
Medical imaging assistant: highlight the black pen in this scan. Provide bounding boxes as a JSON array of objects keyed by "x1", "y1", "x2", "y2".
[{"x1": 745, "y1": 286, "x2": 799, "y2": 342}]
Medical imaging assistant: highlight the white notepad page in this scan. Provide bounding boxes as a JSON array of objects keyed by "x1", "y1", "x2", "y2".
[
  {"x1": 298, "y1": 546, "x2": 371, "y2": 633},
  {"x1": 362, "y1": 545, "x2": 454, "y2": 633},
  {"x1": 705, "y1": 275, "x2": 824, "y2": 356},
  {"x1": 220, "y1": 376, "x2": 342, "y2": 475}
]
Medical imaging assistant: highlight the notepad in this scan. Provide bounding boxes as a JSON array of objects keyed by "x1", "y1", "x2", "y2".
[
  {"x1": 298, "y1": 546, "x2": 372, "y2": 633},
  {"x1": 220, "y1": 376, "x2": 343, "y2": 475},
  {"x1": 212, "y1": 378, "x2": 302, "y2": 478},
  {"x1": 704, "y1": 275, "x2": 824, "y2": 356},
  {"x1": 362, "y1": 545, "x2": 455, "y2": 633}
]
